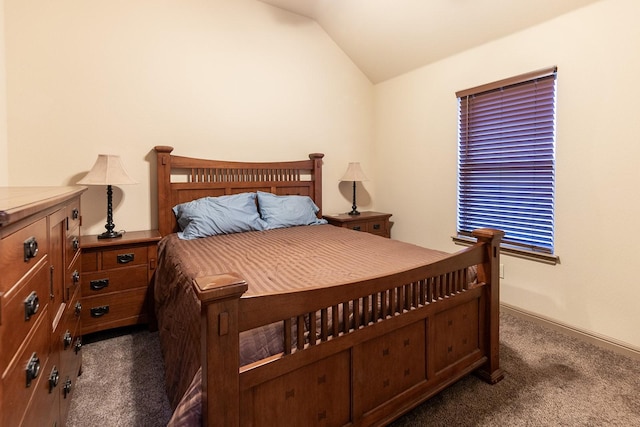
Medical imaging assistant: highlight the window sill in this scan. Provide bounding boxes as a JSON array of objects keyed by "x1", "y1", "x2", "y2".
[{"x1": 452, "y1": 235, "x2": 559, "y2": 265}]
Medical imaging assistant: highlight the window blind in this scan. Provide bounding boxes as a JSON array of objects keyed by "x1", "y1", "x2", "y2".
[{"x1": 457, "y1": 68, "x2": 557, "y2": 254}]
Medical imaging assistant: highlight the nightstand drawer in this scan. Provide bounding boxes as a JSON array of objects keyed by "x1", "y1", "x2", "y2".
[
  {"x1": 100, "y1": 245, "x2": 149, "y2": 270},
  {"x1": 82, "y1": 265, "x2": 148, "y2": 295},
  {"x1": 367, "y1": 221, "x2": 387, "y2": 236},
  {"x1": 81, "y1": 288, "x2": 148, "y2": 334},
  {"x1": 346, "y1": 221, "x2": 367, "y2": 232}
]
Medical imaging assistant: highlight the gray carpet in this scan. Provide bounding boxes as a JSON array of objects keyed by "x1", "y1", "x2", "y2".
[{"x1": 68, "y1": 313, "x2": 640, "y2": 426}]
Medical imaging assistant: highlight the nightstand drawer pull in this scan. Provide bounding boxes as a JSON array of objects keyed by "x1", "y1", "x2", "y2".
[
  {"x1": 90, "y1": 305, "x2": 110, "y2": 318},
  {"x1": 352, "y1": 226, "x2": 362, "y2": 231},
  {"x1": 373, "y1": 224, "x2": 381, "y2": 230},
  {"x1": 90, "y1": 278, "x2": 110, "y2": 291},
  {"x1": 117, "y1": 253, "x2": 135, "y2": 264}
]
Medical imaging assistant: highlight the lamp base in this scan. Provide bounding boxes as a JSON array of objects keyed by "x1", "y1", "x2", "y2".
[
  {"x1": 348, "y1": 209, "x2": 361, "y2": 216},
  {"x1": 97, "y1": 230, "x2": 123, "y2": 239}
]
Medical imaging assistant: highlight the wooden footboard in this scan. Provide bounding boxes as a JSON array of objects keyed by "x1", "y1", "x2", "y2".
[{"x1": 194, "y1": 228, "x2": 504, "y2": 426}]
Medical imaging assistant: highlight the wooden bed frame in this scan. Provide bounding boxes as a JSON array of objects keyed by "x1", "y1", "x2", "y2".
[{"x1": 154, "y1": 146, "x2": 504, "y2": 426}]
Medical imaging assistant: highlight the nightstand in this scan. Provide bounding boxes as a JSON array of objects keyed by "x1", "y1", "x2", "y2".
[
  {"x1": 323, "y1": 211, "x2": 392, "y2": 238},
  {"x1": 80, "y1": 230, "x2": 161, "y2": 335}
]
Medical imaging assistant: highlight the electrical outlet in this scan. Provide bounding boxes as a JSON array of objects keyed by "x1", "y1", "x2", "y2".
[{"x1": 499, "y1": 264, "x2": 504, "y2": 279}]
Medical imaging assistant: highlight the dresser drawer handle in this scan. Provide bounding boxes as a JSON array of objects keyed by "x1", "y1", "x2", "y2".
[
  {"x1": 49, "y1": 366, "x2": 60, "y2": 393},
  {"x1": 90, "y1": 278, "x2": 110, "y2": 291},
  {"x1": 72, "y1": 208, "x2": 79, "y2": 220},
  {"x1": 26, "y1": 352, "x2": 40, "y2": 388},
  {"x1": 90, "y1": 305, "x2": 110, "y2": 318},
  {"x1": 373, "y1": 223, "x2": 381, "y2": 230},
  {"x1": 72, "y1": 270, "x2": 80, "y2": 284},
  {"x1": 352, "y1": 226, "x2": 362, "y2": 231},
  {"x1": 117, "y1": 253, "x2": 135, "y2": 264},
  {"x1": 24, "y1": 237, "x2": 39, "y2": 262},
  {"x1": 72, "y1": 236, "x2": 80, "y2": 251},
  {"x1": 63, "y1": 330, "x2": 72, "y2": 349},
  {"x1": 63, "y1": 377, "x2": 72, "y2": 399},
  {"x1": 75, "y1": 301, "x2": 82, "y2": 316},
  {"x1": 24, "y1": 291, "x2": 40, "y2": 321},
  {"x1": 74, "y1": 337, "x2": 83, "y2": 354}
]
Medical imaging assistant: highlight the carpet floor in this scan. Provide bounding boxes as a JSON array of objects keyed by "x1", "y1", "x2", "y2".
[{"x1": 67, "y1": 312, "x2": 640, "y2": 426}]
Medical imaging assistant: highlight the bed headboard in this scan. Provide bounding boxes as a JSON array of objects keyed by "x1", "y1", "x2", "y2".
[{"x1": 154, "y1": 146, "x2": 324, "y2": 237}]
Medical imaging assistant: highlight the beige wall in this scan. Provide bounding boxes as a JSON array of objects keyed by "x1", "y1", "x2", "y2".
[
  {"x1": 4, "y1": 0, "x2": 374, "y2": 232},
  {"x1": 0, "y1": 0, "x2": 7, "y2": 185},
  {"x1": 374, "y1": 0, "x2": 640, "y2": 349}
]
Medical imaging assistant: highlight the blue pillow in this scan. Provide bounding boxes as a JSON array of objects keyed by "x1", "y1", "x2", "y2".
[
  {"x1": 256, "y1": 191, "x2": 328, "y2": 230},
  {"x1": 172, "y1": 193, "x2": 266, "y2": 240}
]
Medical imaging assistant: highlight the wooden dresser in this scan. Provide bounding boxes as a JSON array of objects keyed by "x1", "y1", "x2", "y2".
[{"x1": 0, "y1": 186, "x2": 86, "y2": 427}]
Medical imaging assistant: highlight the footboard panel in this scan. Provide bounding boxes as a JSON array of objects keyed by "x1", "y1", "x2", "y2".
[
  {"x1": 237, "y1": 287, "x2": 486, "y2": 426},
  {"x1": 354, "y1": 321, "x2": 426, "y2": 414},
  {"x1": 249, "y1": 351, "x2": 351, "y2": 426}
]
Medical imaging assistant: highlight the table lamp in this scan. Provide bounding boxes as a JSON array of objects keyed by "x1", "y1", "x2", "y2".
[
  {"x1": 77, "y1": 154, "x2": 138, "y2": 239},
  {"x1": 340, "y1": 162, "x2": 368, "y2": 215}
]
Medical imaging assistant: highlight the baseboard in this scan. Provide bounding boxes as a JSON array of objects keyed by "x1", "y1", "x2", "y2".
[{"x1": 500, "y1": 303, "x2": 640, "y2": 362}]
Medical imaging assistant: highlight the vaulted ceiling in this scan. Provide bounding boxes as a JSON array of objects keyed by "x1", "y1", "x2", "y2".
[{"x1": 259, "y1": 0, "x2": 602, "y2": 83}]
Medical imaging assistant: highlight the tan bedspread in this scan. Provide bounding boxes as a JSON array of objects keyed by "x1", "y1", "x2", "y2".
[{"x1": 154, "y1": 224, "x2": 452, "y2": 416}]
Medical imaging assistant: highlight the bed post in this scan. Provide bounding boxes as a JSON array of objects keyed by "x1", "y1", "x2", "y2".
[
  {"x1": 309, "y1": 153, "x2": 324, "y2": 216},
  {"x1": 193, "y1": 273, "x2": 248, "y2": 427},
  {"x1": 154, "y1": 145, "x2": 175, "y2": 236},
  {"x1": 472, "y1": 228, "x2": 505, "y2": 384}
]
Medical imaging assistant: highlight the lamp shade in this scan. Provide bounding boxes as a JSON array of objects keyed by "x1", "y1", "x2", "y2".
[
  {"x1": 77, "y1": 154, "x2": 138, "y2": 186},
  {"x1": 340, "y1": 162, "x2": 368, "y2": 182}
]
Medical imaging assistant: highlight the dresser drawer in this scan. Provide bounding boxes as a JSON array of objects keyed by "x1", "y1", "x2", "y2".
[
  {"x1": 56, "y1": 286, "x2": 82, "y2": 412},
  {"x1": 0, "y1": 217, "x2": 48, "y2": 293},
  {"x1": 65, "y1": 230, "x2": 81, "y2": 271},
  {"x1": 65, "y1": 254, "x2": 82, "y2": 301},
  {"x1": 21, "y1": 354, "x2": 60, "y2": 427},
  {"x1": 0, "y1": 260, "x2": 49, "y2": 370},
  {"x1": 1, "y1": 307, "x2": 50, "y2": 427},
  {"x1": 82, "y1": 264, "x2": 148, "y2": 296},
  {"x1": 81, "y1": 287, "x2": 148, "y2": 334},
  {"x1": 55, "y1": 285, "x2": 82, "y2": 360},
  {"x1": 66, "y1": 198, "x2": 81, "y2": 233}
]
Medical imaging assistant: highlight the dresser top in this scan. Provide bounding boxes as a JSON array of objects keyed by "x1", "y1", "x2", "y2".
[{"x1": 0, "y1": 186, "x2": 87, "y2": 226}]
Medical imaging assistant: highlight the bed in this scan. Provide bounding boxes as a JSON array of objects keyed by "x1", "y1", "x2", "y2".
[{"x1": 152, "y1": 146, "x2": 504, "y2": 426}]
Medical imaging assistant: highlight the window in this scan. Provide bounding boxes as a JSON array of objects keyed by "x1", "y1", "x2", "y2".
[{"x1": 456, "y1": 67, "x2": 557, "y2": 262}]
